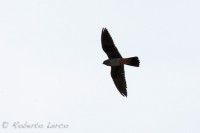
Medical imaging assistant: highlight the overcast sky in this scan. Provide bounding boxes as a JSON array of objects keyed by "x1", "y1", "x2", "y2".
[{"x1": 0, "y1": 0, "x2": 200, "y2": 133}]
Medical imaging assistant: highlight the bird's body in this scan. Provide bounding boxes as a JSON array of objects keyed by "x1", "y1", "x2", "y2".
[
  {"x1": 101, "y1": 28, "x2": 140, "y2": 97},
  {"x1": 103, "y1": 58, "x2": 122, "y2": 66},
  {"x1": 103, "y1": 57, "x2": 138, "y2": 66}
]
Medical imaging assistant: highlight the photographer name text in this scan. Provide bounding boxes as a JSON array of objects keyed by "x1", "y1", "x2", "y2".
[{"x1": 1, "y1": 121, "x2": 69, "y2": 129}]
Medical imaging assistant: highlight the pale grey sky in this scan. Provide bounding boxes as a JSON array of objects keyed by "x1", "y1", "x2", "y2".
[{"x1": 0, "y1": 0, "x2": 200, "y2": 133}]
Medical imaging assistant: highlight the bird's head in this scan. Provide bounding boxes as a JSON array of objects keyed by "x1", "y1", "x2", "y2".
[{"x1": 103, "y1": 60, "x2": 109, "y2": 66}]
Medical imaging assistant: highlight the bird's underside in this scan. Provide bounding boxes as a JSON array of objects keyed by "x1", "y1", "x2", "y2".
[
  {"x1": 103, "y1": 57, "x2": 139, "y2": 66},
  {"x1": 101, "y1": 28, "x2": 140, "y2": 97}
]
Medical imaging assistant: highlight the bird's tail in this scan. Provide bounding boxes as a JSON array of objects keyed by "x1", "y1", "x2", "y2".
[{"x1": 126, "y1": 57, "x2": 140, "y2": 67}]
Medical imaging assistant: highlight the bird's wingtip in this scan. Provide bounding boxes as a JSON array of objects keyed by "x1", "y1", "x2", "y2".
[
  {"x1": 102, "y1": 27, "x2": 107, "y2": 31},
  {"x1": 121, "y1": 92, "x2": 127, "y2": 97}
]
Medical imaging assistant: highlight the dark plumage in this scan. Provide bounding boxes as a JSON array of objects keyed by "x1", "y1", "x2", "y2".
[{"x1": 101, "y1": 28, "x2": 140, "y2": 97}]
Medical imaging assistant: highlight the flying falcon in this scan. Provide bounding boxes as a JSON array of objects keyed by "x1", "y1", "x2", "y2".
[{"x1": 101, "y1": 28, "x2": 140, "y2": 97}]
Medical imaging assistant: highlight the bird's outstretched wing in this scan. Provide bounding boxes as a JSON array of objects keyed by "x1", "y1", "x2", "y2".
[
  {"x1": 101, "y1": 28, "x2": 122, "y2": 59},
  {"x1": 111, "y1": 66, "x2": 127, "y2": 97}
]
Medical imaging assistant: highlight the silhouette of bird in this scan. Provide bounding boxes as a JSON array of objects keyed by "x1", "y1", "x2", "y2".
[{"x1": 101, "y1": 28, "x2": 140, "y2": 97}]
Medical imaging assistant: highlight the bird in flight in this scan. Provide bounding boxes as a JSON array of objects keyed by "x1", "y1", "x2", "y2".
[{"x1": 101, "y1": 28, "x2": 140, "y2": 97}]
